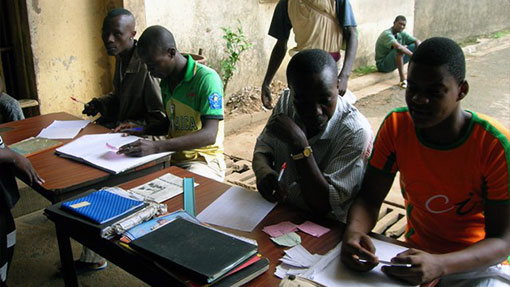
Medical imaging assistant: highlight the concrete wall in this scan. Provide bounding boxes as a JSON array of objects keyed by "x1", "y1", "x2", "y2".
[
  {"x1": 144, "y1": 0, "x2": 293, "y2": 95},
  {"x1": 352, "y1": 0, "x2": 415, "y2": 66},
  {"x1": 26, "y1": 0, "x2": 116, "y2": 116},
  {"x1": 414, "y1": 0, "x2": 510, "y2": 41}
]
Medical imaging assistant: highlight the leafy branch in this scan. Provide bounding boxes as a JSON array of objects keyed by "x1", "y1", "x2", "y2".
[{"x1": 220, "y1": 20, "x2": 253, "y2": 92}]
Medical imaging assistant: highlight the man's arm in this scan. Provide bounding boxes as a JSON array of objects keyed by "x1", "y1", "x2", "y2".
[
  {"x1": 338, "y1": 26, "x2": 358, "y2": 96},
  {"x1": 261, "y1": 39, "x2": 288, "y2": 109},
  {"x1": 118, "y1": 118, "x2": 219, "y2": 157},
  {"x1": 340, "y1": 167, "x2": 396, "y2": 270},
  {"x1": 383, "y1": 203, "x2": 510, "y2": 285},
  {"x1": 0, "y1": 147, "x2": 44, "y2": 185},
  {"x1": 391, "y1": 41, "x2": 413, "y2": 56}
]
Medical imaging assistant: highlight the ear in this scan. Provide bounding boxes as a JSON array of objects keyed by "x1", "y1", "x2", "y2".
[
  {"x1": 131, "y1": 30, "x2": 137, "y2": 38},
  {"x1": 167, "y1": 48, "x2": 176, "y2": 58},
  {"x1": 458, "y1": 80, "x2": 469, "y2": 101}
]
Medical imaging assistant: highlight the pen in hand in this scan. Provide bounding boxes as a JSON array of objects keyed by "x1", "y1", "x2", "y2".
[
  {"x1": 70, "y1": 96, "x2": 87, "y2": 105},
  {"x1": 272, "y1": 162, "x2": 287, "y2": 196},
  {"x1": 358, "y1": 258, "x2": 412, "y2": 267}
]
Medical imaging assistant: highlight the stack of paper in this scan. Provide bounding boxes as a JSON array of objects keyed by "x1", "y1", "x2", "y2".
[{"x1": 37, "y1": 120, "x2": 90, "y2": 139}]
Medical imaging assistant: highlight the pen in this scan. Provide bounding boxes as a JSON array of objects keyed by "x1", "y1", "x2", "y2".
[
  {"x1": 120, "y1": 127, "x2": 143, "y2": 132},
  {"x1": 70, "y1": 96, "x2": 87, "y2": 105},
  {"x1": 358, "y1": 258, "x2": 412, "y2": 267},
  {"x1": 272, "y1": 162, "x2": 287, "y2": 196}
]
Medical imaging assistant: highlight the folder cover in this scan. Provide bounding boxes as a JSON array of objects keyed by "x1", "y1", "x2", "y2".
[
  {"x1": 61, "y1": 189, "x2": 144, "y2": 224},
  {"x1": 130, "y1": 218, "x2": 258, "y2": 283}
]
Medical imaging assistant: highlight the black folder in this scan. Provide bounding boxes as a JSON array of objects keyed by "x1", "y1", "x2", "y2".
[{"x1": 130, "y1": 218, "x2": 258, "y2": 283}]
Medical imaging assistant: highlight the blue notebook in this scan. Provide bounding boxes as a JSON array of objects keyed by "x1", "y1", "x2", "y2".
[{"x1": 61, "y1": 189, "x2": 144, "y2": 224}]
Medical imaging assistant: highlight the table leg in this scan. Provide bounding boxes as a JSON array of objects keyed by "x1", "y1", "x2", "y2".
[{"x1": 55, "y1": 223, "x2": 78, "y2": 287}]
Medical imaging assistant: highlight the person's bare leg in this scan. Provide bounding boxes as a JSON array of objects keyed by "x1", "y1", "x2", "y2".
[{"x1": 396, "y1": 51, "x2": 405, "y2": 82}]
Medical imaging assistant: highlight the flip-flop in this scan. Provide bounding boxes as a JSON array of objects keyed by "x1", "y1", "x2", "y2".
[{"x1": 399, "y1": 80, "x2": 408, "y2": 89}]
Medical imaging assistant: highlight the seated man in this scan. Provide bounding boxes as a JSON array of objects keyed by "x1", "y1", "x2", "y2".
[
  {"x1": 116, "y1": 25, "x2": 225, "y2": 182},
  {"x1": 0, "y1": 77, "x2": 24, "y2": 123},
  {"x1": 82, "y1": 8, "x2": 164, "y2": 129},
  {"x1": 375, "y1": 15, "x2": 420, "y2": 88},
  {"x1": 253, "y1": 49, "x2": 373, "y2": 221},
  {"x1": 341, "y1": 38, "x2": 510, "y2": 286},
  {"x1": 0, "y1": 135, "x2": 44, "y2": 286}
]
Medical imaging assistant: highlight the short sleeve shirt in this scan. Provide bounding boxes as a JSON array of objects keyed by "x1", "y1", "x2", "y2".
[
  {"x1": 375, "y1": 28, "x2": 416, "y2": 63},
  {"x1": 369, "y1": 108, "x2": 510, "y2": 253},
  {"x1": 160, "y1": 55, "x2": 224, "y2": 164},
  {"x1": 268, "y1": 0, "x2": 357, "y2": 41}
]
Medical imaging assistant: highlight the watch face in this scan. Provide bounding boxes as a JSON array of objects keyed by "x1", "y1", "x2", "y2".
[{"x1": 303, "y1": 147, "x2": 311, "y2": 157}]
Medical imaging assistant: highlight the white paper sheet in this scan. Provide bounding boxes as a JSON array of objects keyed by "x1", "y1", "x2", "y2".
[
  {"x1": 311, "y1": 239, "x2": 417, "y2": 287},
  {"x1": 55, "y1": 133, "x2": 171, "y2": 174},
  {"x1": 196, "y1": 186, "x2": 277, "y2": 232},
  {"x1": 37, "y1": 120, "x2": 90, "y2": 139}
]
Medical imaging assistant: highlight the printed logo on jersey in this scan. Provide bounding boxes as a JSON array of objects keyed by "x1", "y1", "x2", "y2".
[{"x1": 208, "y1": 93, "x2": 222, "y2": 110}]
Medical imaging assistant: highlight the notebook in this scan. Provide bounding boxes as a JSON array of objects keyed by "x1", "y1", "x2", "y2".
[
  {"x1": 130, "y1": 218, "x2": 258, "y2": 283},
  {"x1": 61, "y1": 189, "x2": 144, "y2": 224}
]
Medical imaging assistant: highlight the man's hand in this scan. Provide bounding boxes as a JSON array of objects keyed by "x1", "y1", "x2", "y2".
[
  {"x1": 82, "y1": 98, "x2": 101, "y2": 116},
  {"x1": 337, "y1": 74, "x2": 349, "y2": 96},
  {"x1": 265, "y1": 114, "x2": 307, "y2": 151},
  {"x1": 12, "y1": 152, "x2": 44, "y2": 185},
  {"x1": 382, "y1": 248, "x2": 444, "y2": 285},
  {"x1": 261, "y1": 83, "x2": 273, "y2": 109},
  {"x1": 255, "y1": 168, "x2": 286, "y2": 202},
  {"x1": 114, "y1": 122, "x2": 145, "y2": 136},
  {"x1": 117, "y1": 139, "x2": 160, "y2": 157},
  {"x1": 340, "y1": 230, "x2": 378, "y2": 272}
]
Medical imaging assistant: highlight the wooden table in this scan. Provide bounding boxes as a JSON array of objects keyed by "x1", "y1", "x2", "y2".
[
  {"x1": 46, "y1": 166, "x2": 381, "y2": 287},
  {"x1": 0, "y1": 112, "x2": 170, "y2": 203}
]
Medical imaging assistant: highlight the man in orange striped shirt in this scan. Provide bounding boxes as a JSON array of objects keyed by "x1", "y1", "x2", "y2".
[{"x1": 340, "y1": 37, "x2": 510, "y2": 286}]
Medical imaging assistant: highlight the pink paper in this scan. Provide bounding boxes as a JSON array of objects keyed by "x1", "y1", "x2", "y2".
[
  {"x1": 262, "y1": 221, "x2": 298, "y2": 237},
  {"x1": 297, "y1": 221, "x2": 330, "y2": 237}
]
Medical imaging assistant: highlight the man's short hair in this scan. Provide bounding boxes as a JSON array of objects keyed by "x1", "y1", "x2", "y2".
[
  {"x1": 394, "y1": 15, "x2": 407, "y2": 22},
  {"x1": 105, "y1": 8, "x2": 134, "y2": 20},
  {"x1": 138, "y1": 25, "x2": 177, "y2": 54},
  {"x1": 286, "y1": 49, "x2": 337, "y2": 84},
  {"x1": 410, "y1": 37, "x2": 466, "y2": 84}
]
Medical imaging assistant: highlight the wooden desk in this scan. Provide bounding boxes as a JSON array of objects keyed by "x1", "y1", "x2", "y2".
[
  {"x1": 0, "y1": 112, "x2": 170, "y2": 203},
  {"x1": 45, "y1": 166, "x2": 348, "y2": 286}
]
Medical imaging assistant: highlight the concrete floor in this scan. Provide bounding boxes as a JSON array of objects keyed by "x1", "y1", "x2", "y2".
[{"x1": 6, "y1": 40, "x2": 509, "y2": 287}]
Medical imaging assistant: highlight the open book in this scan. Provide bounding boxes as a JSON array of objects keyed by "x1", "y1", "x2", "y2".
[{"x1": 55, "y1": 133, "x2": 171, "y2": 174}]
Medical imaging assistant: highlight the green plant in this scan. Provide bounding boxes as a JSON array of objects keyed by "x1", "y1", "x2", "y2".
[
  {"x1": 220, "y1": 20, "x2": 252, "y2": 91},
  {"x1": 353, "y1": 65, "x2": 377, "y2": 77}
]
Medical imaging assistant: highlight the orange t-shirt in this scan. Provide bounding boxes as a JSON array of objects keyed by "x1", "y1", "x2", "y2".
[{"x1": 369, "y1": 107, "x2": 510, "y2": 254}]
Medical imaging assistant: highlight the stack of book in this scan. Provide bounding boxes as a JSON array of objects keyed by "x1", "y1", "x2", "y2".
[{"x1": 129, "y1": 216, "x2": 270, "y2": 287}]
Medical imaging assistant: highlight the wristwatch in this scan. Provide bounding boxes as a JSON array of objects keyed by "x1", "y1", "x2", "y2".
[{"x1": 291, "y1": 146, "x2": 312, "y2": 160}]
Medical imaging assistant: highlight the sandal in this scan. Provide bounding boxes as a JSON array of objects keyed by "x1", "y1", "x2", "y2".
[{"x1": 399, "y1": 80, "x2": 408, "y2": 89}]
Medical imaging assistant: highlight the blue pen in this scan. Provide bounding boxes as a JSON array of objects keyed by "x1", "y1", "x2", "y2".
[{"x1": 121, "y1": 127, "x2": 143, "y2": 132}]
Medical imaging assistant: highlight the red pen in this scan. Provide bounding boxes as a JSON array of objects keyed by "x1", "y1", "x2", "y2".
[{"x1": 70, "y1": 96, "x2": 87, "y2": 105}]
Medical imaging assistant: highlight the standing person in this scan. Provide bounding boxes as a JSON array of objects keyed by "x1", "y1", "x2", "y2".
[
  {"x1": 115, "y1": 25, "x2": 226, "y2": 182},
  {"x1": 375, "y1": 15, "x2": 421, "y2": 88},
  {"x1": 82, "y1": 8, "x2": 164, "y2": 129},
  {"x1": 341, "y1": 37, "x2": 510, "y2": 286},
  {"x1": 0, "y1": 136, "x2": 44, "y2": 286},
  {"x1": 261, "y1": 0, "x2": 358, "y2": 109},
  {"x1": 0, "y1": 77, "x2": 24, "y2": 123},
  {"x1": 253, "y1": 49, "x2": 372, "y2": 221}
]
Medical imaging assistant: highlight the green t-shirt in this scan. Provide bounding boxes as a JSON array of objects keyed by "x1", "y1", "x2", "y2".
[
  {"x1": 160, "y1": 55, "x2": 224, "y2": 164},
  {"x1": 375, "y1": 28, "x2": 416, "y2": 63}
]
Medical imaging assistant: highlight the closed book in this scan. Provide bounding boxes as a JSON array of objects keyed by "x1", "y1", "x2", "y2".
[
  {"x1": 130, "y1": 218, "x2": 258, "y2": 283},
  {"x1": 61, "y1": 189, "x2": 144, "y2": 224}
]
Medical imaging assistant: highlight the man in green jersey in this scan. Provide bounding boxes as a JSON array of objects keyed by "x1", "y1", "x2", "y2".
[{"x1": 116, "y1": 26, "x2": 225, "y2": 181}]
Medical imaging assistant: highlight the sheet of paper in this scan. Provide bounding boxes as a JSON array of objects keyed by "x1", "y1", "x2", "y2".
[
  {"x1": 271, "y1": 232, "x2": 301, "y2": 247},
  {"x1": 37, "y1": 120, "x2": 90, "y2": 139},
  {"x1": 297, "y1": 221, "x2": 330, "y2": 237},
  {"x1": 263, "y1": 221, "x2": 298, "y2": 237},
  {"x1": 56, "y1": 133, "x2": 171, "y2": 174},
  {"x1": 196, "y1": 186, "x2": 277, "y2": 232},
  {"x1": 311, "y1": 239, "x2": 416, "y2": 287},
  {"x1": 280, "y1": 244, "x2": 321, "y2": 268}
]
